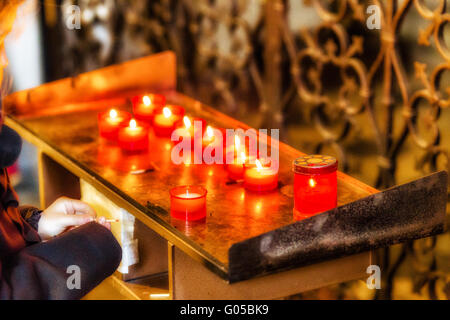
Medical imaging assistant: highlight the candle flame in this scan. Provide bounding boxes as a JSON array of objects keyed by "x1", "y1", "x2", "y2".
[
  {"x1": 309, "y1": 178, "x2": 316, "y2": 188},
  {"x1": 129, "y1": 119, "x2": 137, "y2": 129},
  {"x1": 240, "y1": 151, "x2": 246, "y2": 163},
  {"x1": 143, "y1": 95, "x2": 151, "y2": 106},
  {"x1": 255, "y1": 159, "x2": 263, "y2": 171},
  {"x1": 183, "y1": 116, "x2": 191, "y2": 129},
  {"x1": 206, "y1": 126, "x2": 213, "y2": 138},
  {"x1": 163, "y1": 107, "x2": 172, "y2": 118},
  {"x1": 235, "y1": 135, "x2": 241, "y2": 150},
  {"x1": 109, "y1": 109, "x2": 117, "y2": 119}
]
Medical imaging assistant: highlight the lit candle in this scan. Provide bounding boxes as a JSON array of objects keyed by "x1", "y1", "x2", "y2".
[
  {"x1": 118, "y1": 119, "x2": 149, "y2": 152},
  {"x1": 132, "y1": 93, "x2": 166, "y2": 123},
  {"x1": 174, "y1": 116, "x2": 206, "y2": 148},
  {"x1": 98, "y1": 109, "x2": 132, "y2": 140},
  {"x1": 227, "y1": 151, "x2": 247, "y2": 181},
  {"x1": 202, "y1": 125, "x2": 216, "y2": 147},
  {"x1": 226, "y1": 136, "x2": 246, "y2": 180},
  {"x1": 292, "y1": 155, "x2": 338, "y2": 220},
  {"x1": 153, "y1": 105, "x2": 185, "y2": 137},
  {"x1": 200, "y1": 126, "x2": 226, "y2": 164},
  {"x1": 244, "y1": 159, "x2": 279, "y2": 192},
  {"x1": 169, "y1": 185, "x2": 207, "y2": 221},
  {"x1": 202, "y1": 126, "x2": 226, "y2": 157}
]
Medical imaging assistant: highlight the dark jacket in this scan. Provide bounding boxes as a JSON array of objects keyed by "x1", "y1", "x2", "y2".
[{"x1": 0, "y1": 169, "x2": 122, "y2": 299}]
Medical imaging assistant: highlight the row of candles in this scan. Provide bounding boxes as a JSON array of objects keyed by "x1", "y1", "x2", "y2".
[{"x1": 98, "y1": 93, "x2": 338, "y2": 222}]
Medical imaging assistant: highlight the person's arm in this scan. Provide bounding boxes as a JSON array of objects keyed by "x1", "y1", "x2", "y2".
[
  {"x1": 34, "y1": 196, "x2": 110, "y2": 240},
  {"x1": 0, "y1": 222, "x2": 122, "y2": 300},
  {"x1": 19, "y1": 205, "x2": 42, "y2": 231}
]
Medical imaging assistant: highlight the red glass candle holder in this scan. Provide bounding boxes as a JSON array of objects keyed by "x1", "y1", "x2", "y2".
[
  {"x1": 98, "y1": 109, "x2": 132, "y2": 141},
  {"x1": 201, "y1": 127, "x2": 226, "y2": 163},
  {"x1": 153, "y1": 105, "x2": 185, "y2": 137},
  {"x1": 226, "y1": 151, "x2": 254, "y2": 181},
  {"x1": 170, "y1": 185, "x2": 207, "y2": 221},
  {"x1": 293, "y1": 155, "x2": 338, "y2": 220},
  {"x1": 226, "y1": 162, "x2": 245, "y2": 181},
  {"x1": 132, "y1": 93, "x2": 166, "y2": 123},
  {"x1": 154, "y1": 104, "x2": 185, "y2": 119},
  {"x1": 173, "y1": 116, "x2": 206, "y2": 149},
  {"x1": 118, "y1": 119, "x2": 149, "y2": 152},
  {"x1": 244, "y1": 159, "x2": 279, "y2": 192}
]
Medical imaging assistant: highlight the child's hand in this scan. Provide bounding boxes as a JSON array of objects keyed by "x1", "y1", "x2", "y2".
[
  {"x1": 95, "y1": 216, "x2": 111, "y2": 231},
  {"x1": 38, "y1": 197, "x2": 97, "y2": 240}
]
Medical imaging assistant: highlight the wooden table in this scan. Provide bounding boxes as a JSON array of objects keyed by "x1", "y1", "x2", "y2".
[{"x1": 4, "y1": 52, "x2": 378, "y2": 299}]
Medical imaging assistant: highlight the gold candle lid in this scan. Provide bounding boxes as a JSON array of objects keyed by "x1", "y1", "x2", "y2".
[{"x1": 293, "y1": 155, "x2": 337, "y2": 175}]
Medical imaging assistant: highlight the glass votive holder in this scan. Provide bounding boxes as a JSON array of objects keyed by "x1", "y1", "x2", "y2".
[
  {"x1": 169, "y1": 185, "x2": 207, "y2": 221},
  {"x1": 243, "y1": 159, "x2": 279, "y2": 192},
  {"x1": 117, "y1": 119, "x2": 150, "y2": 152},
  {"x1": 153, "y1": 105, "x2": 186, "y2": 137},
  {"x1": 98, "y1": 109, "x2": 132, "y2": 141},
  {"x1": 293, "y1": 154, "x2": 338, "y2": 220},
  {"x1": 132, "y1": 93, "x2": 166, "y2": 123}
]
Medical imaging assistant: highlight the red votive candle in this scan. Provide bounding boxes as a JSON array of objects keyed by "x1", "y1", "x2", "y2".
[
  {"x1": 170, "y1": 185, "x2": 207, "y2": 221},
  {"x1": 293, "y1": 155, "x2": 338, "y2": 220},
  {"x1": 201, "y1": 126, "x2": 226, "y2": 162},
  {"x1": 244, "y1": 159, "x2": 279, "y2": 192},
  {"x1": 227, "y1": 158, "x2": 245, "y2": 180},
  {"x1": 98, "y1": 109, "x2": 132, "y2": 140},
  {"x1": 225, "y1": 135, "x2": 247, "y2": 180},
  {"x1": 132, "y1": 93, "x2": 166, "y2": 123},
  {"x1": 118, "y1": 119, "x2": 149, "y2": 152},
  {"x1": 174, "y1": 116, "x2": 206, "y2": 148},
  {"x1": 153, "y1": 105, "x2": 185, "y2": 137}
]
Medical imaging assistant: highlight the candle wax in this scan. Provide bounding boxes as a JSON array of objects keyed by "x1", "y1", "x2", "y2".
[
  {"x1": 132, "y1": 94, "x2": 166, "y2": 123},
  {"x1": 178, "y1": 192, "x2": 201, "y2": 198},
  {"x1": 98, "y1": 110, "x2": 131, "y2": 141},
  {"x1": 154, "y1": 114, "x2": 176, "y2": 126},
  {"x1": 153, "y1": 107, "x2": 182, "y2": 137},
  {"x1": 170, "y1": 186, "x2": 207, "y2": 221},
  {"x1": 244, "y1": 164, "x2": 278, "y2": 192},
  {"x1": 118, "y1": 121, "x2": 149, "y2": 151}
]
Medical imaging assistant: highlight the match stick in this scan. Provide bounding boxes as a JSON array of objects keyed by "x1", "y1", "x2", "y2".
[{"x1": 105, "y1": 219, "x2": 120, "y2": 223}]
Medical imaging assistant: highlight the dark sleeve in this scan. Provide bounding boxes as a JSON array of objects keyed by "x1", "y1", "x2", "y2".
[
  {"x1": 0, "y1": 222, "x2": 122, "y2": 300},
  {"x1": 19, "y1": 206, "x2": 42, "y2": 231}
]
